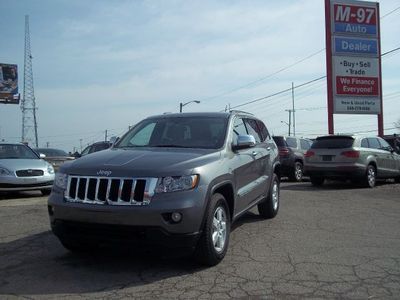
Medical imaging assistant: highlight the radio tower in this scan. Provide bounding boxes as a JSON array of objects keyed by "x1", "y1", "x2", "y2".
[{"x1": 21, "y1": 15, "x2": 38, "y2": 147}]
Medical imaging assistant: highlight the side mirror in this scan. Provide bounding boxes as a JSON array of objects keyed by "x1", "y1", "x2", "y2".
[
  {"x1": 232, "y1": 135, "x2": 256, "y2": 151},
  {"x1": 39, "y1": 153, "x2": 46, "y2": 159}
]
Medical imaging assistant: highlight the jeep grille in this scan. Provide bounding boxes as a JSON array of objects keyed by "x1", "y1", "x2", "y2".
[{"x1": 65, "y1": 176, "x2": 158, "y2": 205}]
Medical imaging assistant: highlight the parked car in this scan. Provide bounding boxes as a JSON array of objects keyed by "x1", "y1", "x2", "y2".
[
  {"x1": 272, "y1": 136, "x2": 313, "y2": 181},
  {"x1": 0, "y1": 143, "x2": 55, "y2": 195},
  {"x1": 76, "y1": 141, "x2": 112, "y2": 158},
  {"x1": 304, "y1": 135, "x2": 400, "y2": 187},
  {"x1": 48, "y1": 111, "x2": 280, "y2": 266},
  {"x1": 34, "y1": 148, "x2": 75, "y2": 172},
  {"x1": 383, "y1": 134, "x2": 400, "y2": 155}
]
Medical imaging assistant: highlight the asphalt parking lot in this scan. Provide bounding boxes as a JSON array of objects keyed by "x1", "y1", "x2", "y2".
[{"x1": 1, "y1": 180, "x2": 400, "y2": 299}]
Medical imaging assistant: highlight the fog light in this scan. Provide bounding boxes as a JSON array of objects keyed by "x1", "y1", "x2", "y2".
[{"x1": 171, "y1": 212, "x2": 182, "y2": 223}]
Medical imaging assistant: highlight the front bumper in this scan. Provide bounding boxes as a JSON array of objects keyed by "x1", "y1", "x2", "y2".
[
  {"x1": 48, "y1": 185, "x2": 208, "y2": 249},
  {"x1": 0, "y1": 175, "x2": 54, "y2": 191}
]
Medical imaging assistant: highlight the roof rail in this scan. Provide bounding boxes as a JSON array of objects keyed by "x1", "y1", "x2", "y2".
[{"x1": 229, "y1": 110, "x2": 254, "y2": 116}]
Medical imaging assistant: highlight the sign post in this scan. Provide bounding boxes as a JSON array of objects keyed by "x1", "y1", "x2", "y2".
[{"x1": 325, "y1": 0, "x2": 383, "y2": 135}]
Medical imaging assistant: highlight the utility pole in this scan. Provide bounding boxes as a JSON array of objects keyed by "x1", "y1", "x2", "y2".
[
  {"x1": 105, "y1": 130, "x2": 108, "y2": 141},
  {"x1": 79, "y1": 139, "x2": 83, "y2": 152},
  {"x1": 292, "y1": 82, "x2": 296, "y2": 136},
  {"x1": 21, "y1": 15, "x2": 39, "y2": 147},
  {"x1": 285, "y1": 109, "x2": 292, "y2": 136},
  {"x1": 46, "y1": 141, "x2": 49, "y2": 148}
]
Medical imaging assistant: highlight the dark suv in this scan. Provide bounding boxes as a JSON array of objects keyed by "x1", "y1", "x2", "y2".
[
  {"x1": 48, "y1": 112, "x2": 280, "y2": 266},
  {"x1": 272, "y1": 136, "x2": 312, "y2": 181}
]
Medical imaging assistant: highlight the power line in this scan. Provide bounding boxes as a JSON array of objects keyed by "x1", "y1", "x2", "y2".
[
  {"x1": 381, "y1": 6, "x2": 400, "y2": 19},
  {"x1": 198, "y1": 48, "x2": 325, "y2": 102},
  {"x1": 229, "y1": 76, "x2": 326, "y2": 110}
]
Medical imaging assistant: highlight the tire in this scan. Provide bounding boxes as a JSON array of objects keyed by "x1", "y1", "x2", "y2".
[
  {"x1": 41, "y1": 189, "x2": 51, "y2": 196},
  {"x1": 258, "y1": 173, "x2": 280, "y2": 219},
  {"x1": 195, "y1": 193, "x2": 230, "y2": 266},
  {"x1": 363, "y1": 165, "x2": 376, "y2": 188},
  {"x1": 310, "y1": 176, "x2": 324, "y2": 187},
  {"x1": 289, "y1": 162, "x2": 303, "y2": 182},
  {"x1": 394, "y1": 176, "x2": 400, "y2": 184}
]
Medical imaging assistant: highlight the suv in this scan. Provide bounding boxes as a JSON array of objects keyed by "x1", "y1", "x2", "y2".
[
  {"x1": 304, "y1": 135, "x2": 400, "y2": 187},
  {"x1": 48, "y1": 112, "x2": 280, "y2": 266},
  {"x1": 272, "y1": 136, "x2": 312, "y2": 181}
]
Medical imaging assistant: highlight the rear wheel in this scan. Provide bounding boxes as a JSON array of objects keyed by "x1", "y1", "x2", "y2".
[
  {"x1": 258, "y1": 173, "x2": 280, "y2": 219},
  {"x1": 363, "y1": 165, "x2": 376, "y2": 188},
  {"x1": 310, "y1": 176, "x2": 324, "y2": 187},
  {"x1": 195, "y1": 193, "x2": 230, "y2": 266},
  {"x1": 395, "y1": 177, "x2": 400, "y2": 184},
  {"x1": 289, "y1": 162, "x2": 303, "y2": 182}
]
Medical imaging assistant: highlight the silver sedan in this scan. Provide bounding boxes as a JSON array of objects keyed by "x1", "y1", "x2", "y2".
[{"x1": 0, "y1": 143, "x2": 55, "y2": 195}]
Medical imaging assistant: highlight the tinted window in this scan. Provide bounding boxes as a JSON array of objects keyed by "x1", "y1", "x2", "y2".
[
  {"x1": 116, "y1": 116, "x2": 228, "y2": 149},
  {"x1": 257, "y1": 120, "x2": 270, "y2": 141},
  {"x1": 312, "y1": 137, "x2": 354, "y2": 149},
  {"x1": 232, "y1": 117, "x2": 248, "y2": 143},
  {"x1": 244, "y1": 119, "x2": 261, "y2": 143},
  {"x1": 378, "y1": 138, "x2": 391, "y2": 150},
  {"x1": 367, "y1": 138, "x2": 380, "y2": 149},
  {"x1": 300, "y1": 139, "x2": 311, "y2": 150},
  {"x1": 361, "y1": 139, "x2": 369, "y2": 148},
  {"x1": 272, "y1": 136, "x2": 286, "y2": 147},
  {"x1": 286, "y1": 137, "x2": 297, "y2": 148}
]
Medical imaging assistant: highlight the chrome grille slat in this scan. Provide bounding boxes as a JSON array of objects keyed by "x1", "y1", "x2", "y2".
[{"x1": 65, "y1": 176, "x2": 157, "y2": 206}]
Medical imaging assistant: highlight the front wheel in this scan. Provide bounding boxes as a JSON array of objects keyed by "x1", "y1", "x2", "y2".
[
  {"x1": 195, "y1": 193, "x2": 230, "y2": 266},
  {"x1": 258, "y1": 173, "x2": 280, "y2": 219}
]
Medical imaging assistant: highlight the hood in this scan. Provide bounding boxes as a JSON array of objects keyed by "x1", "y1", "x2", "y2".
[
  {"x1": 0, "y1": 158, "x2": 50, "y2": 172},
  {"x1": 60, "y1": 147, "x2": 221, "y2": 177}
]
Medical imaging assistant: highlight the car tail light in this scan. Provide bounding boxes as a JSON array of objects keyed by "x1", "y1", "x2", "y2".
[
  {"x1": 341, "y1": 150, "x2": 360, "y2": 158},
  {"x1": 279, "y1": 147, "x2": 290, "y2": 157},
  {"x1": 304, "y1": 150, "x2": 315, "y2": 158}
]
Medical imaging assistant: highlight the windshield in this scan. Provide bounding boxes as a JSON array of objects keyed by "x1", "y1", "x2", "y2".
[
  {"x1": 0, "y1": 144, "x2": 39, "y2": 159},
  {"x1": 35, "y1": 148, "x2": 68, "y2": 157},
  {"x1": 116, "y1": 116, "x2": 228, "y2": 149}
]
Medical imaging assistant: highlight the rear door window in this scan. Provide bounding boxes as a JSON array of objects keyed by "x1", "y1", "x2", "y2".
[{"x1": 312, "y1": 137, "x2": 354, "y2": 149}]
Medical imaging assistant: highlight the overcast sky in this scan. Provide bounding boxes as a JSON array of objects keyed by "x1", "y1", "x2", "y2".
[{"x1": 0, "y1": 0, "x2": 399, "y2": 151}]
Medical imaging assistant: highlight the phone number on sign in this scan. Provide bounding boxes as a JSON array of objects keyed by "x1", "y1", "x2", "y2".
[{"x1": 347, "y1": 106, "x2": 370, "y2": 111}]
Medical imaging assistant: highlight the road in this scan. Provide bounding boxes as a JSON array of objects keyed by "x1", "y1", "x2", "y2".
[{"x1": 1, "y1": 181, "x2": 400, "y2": 299}]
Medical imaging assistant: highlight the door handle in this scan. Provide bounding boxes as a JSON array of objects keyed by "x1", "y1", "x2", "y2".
[
  {"x1": 252, "y1": 151, "x2": 258, "y2": 157},
  {"x1": 266, "y1": 147, "x2": 271, "y2": 151}
]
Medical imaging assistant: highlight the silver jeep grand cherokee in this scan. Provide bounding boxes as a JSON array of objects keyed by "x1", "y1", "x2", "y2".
[{"x1": 48, "y1": 111, "x2": 280, "y2": 266}]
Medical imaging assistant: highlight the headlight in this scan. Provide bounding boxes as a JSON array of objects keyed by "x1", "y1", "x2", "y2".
[
  {"x1": 0, "y1": 167, "x2": 12, "y2": 176},
  {"x1": 54, "y1": 172, "x2": 68, "y2": 190},
  {"x1": 155, "y1": 175, "x2": 199, "y2": 193},
  {"x1": 47, "y1": 164, "x2": 55, "y2": 174}
]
